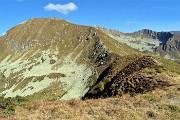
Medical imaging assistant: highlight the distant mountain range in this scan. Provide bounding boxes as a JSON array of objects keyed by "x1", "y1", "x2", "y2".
[
  {"x1": 96, "y1": 27, "x2": 180, "y2": 63},
  {"x1": 171, "y1": 31, "x2": 180, "y2": 36}
]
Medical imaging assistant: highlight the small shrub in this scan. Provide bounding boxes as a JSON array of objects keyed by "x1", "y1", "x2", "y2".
[
  {"x1": 3, "y1": 105, "x2": 15, "y2": 115},
  {"x1": 97, "y1": 81, "x2": 104, "y2": 91},
  {"x1": 15, "y1": 96, "x2": 29, "y2": 106},
  {"x1": 0, "y1": 96, "x2": 29, "y2": 115},
  {"x1": 167, "y1": 105, "x2": 180, "y2": 112},
  {"x1": 68, "y1": 99, "x2": 79, "y2": 107},
  {"x1": 50, "y1": 59, "x2": 56, "y2": 64},
  {"x1": 146, "y1": 111, "x2": 156, "y2": 118},
  {"x1": 103, "y1": 78, "x2": 111, "y2": 84}
]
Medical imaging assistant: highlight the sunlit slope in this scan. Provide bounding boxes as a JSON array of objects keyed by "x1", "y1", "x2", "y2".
[{"x1": 0, "y1": 18, "x2": 139, "y2": 100}]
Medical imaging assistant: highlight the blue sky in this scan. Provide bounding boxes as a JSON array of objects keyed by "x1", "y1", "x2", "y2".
[{"x1": 0, "y1": 0, "x2": 180, "y2": 35}]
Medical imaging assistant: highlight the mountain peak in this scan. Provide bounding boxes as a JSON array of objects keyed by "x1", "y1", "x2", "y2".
[
  {"x1": 132, "y1": 29, "x2": 173, "y2": 42},
  {"x1": 3, "y1": 18, "x2": 76, "y2": 45},
  {"x1": 19, "y1": 17, "x2": 69, "y2": 24}
]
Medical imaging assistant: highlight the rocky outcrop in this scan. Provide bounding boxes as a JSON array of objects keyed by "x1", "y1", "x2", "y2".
[{"x1": 132, "y1": 29, "x2": 173, "y2": 44}]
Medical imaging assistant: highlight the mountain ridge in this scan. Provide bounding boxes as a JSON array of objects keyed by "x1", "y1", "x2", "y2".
[{"x1": 97, "y1": 27, "x2": 180, "y2": 63}]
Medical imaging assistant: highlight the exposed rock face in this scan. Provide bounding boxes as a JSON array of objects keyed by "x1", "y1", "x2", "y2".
[
  {"x1": 132, "y1": 29, "x2": 173, "y2": 44},
  {"x1": 162, "y1": 35, "x2": 180, "y2": 52},
  {"x1": 133, "y1": 29, "x2": 180, "y2": 54},
  {"x1": 97, "y1": 27, "x2": 180, "y2": 63}
]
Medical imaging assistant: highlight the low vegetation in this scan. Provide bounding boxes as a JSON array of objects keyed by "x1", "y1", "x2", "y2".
[
  {"x1": 166, "y1": 104, "x2": 180, "y2": 113},
  {"x1": 2, "y1": 87, "x2": 179, "y2": 120},
  {"x1": 0, "y1": 96, "x2": 29, "y2": 115}
]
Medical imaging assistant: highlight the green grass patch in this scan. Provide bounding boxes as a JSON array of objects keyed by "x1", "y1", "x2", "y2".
[
  {"x1": 103, "y1": 78, "x2": 111, "y2": 84},
  {"x1": 167, "y1": 104, "x2": 180, "y2": 112},
  {"x1": 154, "y1": 65, "x2": 166, "y2": 73},
  {"x1": 91, "y1": 78, "x2": 111, "y2": 94},
  {"x1": 153, "y1": 55, "x2": 180, "y2": 74},
  {"x1": 97, "y1": 81, "x2": 105, "y2": 91},
  {"x1": 141, "y1": 95, "x2": 157, "y2": 102}
]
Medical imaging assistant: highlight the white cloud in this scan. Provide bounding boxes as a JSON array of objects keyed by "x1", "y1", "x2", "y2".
[
  {"x1": 0, "y1": 32, "x2": 6, "y2": 36},
  {"x1": 44, "y1": 3, "x2": 78, "y2": 15}
]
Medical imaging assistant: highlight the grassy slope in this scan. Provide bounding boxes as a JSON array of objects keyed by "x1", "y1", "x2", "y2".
[
  {"x1": 8, "y1": 55, "x2": 180, "y2": 120},
  {"x1": 0, "y1": 70, "x2": 179, "y2": 120},
  {"x1": 152, "y1": 55, "x2": 180, "y2": 74},
  {"x1": 2, "y1": 77, "x2": 179, "y2": 120}
]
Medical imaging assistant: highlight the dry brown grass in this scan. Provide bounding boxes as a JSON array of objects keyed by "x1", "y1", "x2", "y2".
[
  {"x1": 47, "y1": 73, "x2": 65, "y2": 79},
  {"x1": 1, "y1": 74, "x2": 179, "y2": 120},
  {"x1": 11, "y1": 93, "x2": 179, "y2": 120}
]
